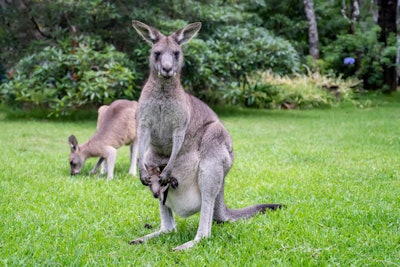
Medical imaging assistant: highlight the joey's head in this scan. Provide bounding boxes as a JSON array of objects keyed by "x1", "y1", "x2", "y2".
[
  {"x1": 132, "y1": 20, "x2": 201, "y2": 79},
  {"x1": 146, "y1": 165, "x2": 162, "y2": 198},
  {"x1": 68, "y1": 135, "x2": 85, "y2": 176}
]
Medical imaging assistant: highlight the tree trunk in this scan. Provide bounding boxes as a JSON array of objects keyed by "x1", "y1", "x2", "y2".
[
  {"x1": 303, "y1": 0, "x2": 319, "y2": 60},
  {"x1": 377, "y1": 0, "x2": 398, "y2": 92},
  {"x1": 341, "y1": 0, "x2": 361, "y2": 34},
  {"x1": 397, "y1": 0, "x2": 400, "y2": 86}
]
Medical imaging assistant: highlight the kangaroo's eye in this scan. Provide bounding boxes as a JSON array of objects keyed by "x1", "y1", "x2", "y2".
[
  {"x1": 154, "y1": 51, "x2": 161, "y2": 60},
  {"x1": 174, "y1": 51, "x2": 180, "y2": 60}
]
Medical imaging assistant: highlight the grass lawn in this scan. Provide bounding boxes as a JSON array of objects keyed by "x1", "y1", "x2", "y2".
[{"x1": 0, "y1": 98, "x2": 399, "y2": 266}]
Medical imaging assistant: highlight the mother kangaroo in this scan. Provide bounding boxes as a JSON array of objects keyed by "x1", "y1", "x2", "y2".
[{"x1": 130, "y1": 21, "x2": 282, "y2": 251}]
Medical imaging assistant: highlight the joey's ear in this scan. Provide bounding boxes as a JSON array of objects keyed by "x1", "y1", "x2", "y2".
[
  {"x1": 172, "y1": 22, "x2": 202, "y2": 45},
  {"x1": 68, "y1": 135, "x2": 78, "y2": 152},
  {"x1": 132, "y1": 20, "x2": 164, "y2": 44}
]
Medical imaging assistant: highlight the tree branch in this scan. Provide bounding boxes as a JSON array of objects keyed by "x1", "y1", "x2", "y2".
[{"x1": 20, "y1": 0, "x2": 52, "y2": 39}]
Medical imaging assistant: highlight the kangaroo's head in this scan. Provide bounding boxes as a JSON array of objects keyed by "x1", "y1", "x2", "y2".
[
  {"x1": 68, "y1": 135, "x2": 85, "y2": 176},
  {"x1": 132, "y1": 21, "x2": 201, "y2": 79}
]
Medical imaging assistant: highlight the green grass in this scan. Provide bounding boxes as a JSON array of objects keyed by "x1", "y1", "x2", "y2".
[{"x1": 0, "y1": 98, "x2": 399, "y2": 266}]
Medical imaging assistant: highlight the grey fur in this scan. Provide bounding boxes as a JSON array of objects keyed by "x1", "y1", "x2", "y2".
[
  {"x1": 68, "y1": 99, "x2": 138, "y2": 180},
  {"x1": 130, "y1": 21, "x2": 282, "y2": 250}
]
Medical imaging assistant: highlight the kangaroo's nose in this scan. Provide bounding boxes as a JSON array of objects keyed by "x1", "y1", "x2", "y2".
[
  {"x1": 160, "y1": 54, "x2": 173, "y2": 76},
  {"x1": 162, "y1": 66, "x2": 172, "y2": 73}
]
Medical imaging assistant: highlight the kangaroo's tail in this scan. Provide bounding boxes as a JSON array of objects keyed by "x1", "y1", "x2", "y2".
[
  {"x1": 224, "y1": 203, "x2": 284, "y2": 222},
  {"x1": 213, "y1": 186, "x2": 284, "y2": 223}
]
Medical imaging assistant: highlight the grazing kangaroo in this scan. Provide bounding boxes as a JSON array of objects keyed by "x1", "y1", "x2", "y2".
[
  {"x1": 68, "y1": 99, "x2": 138, "y2": 180},
  {"x1": 130, "y1": 21, "x2": 283, "y2": 251}
]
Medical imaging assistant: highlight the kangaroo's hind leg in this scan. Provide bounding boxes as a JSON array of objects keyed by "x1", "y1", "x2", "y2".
[
  {"x1": 130, "y1": 199, "x2": 176, "y2": 244},
  {"x1": 173, "y1": 157, "x2": 225, "y2": 251}
]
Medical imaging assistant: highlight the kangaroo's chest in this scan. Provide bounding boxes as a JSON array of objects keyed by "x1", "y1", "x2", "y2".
[{"x1": 139, "y1": 96, "x2": 189, "y2": 154}]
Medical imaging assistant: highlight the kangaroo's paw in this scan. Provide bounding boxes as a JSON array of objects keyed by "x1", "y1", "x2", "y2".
[
  {"x1": 129, "y1": 229, "x2": 174, "y2": 245},
  {"x1": 173, "y1": 240, "x2": 197, "y2": 251}
]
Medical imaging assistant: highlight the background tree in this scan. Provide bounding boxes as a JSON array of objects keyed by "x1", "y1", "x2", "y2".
[
  {"x1": 0, "y1": 0, "x2": 399, "y2": 116},
  {"x1": 0, "y1": 0, "x2": 299, "y2": 115},
  {"x1": 397, "y1": 0, "x2": 400, "y2": 84},
  {"x1": 341, "y1": 0, "x2": 361, "y2": 34},
  {"x1": 303, "y1": 0, "x2": 320, "y2": 60},
  {"x1": 377, "y1": 0, "x2": 398, "y2": 92}
]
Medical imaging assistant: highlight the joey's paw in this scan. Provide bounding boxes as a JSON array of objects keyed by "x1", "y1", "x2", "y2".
[
  {"x1": 159, "y1": 172, "x2": 171, "y2": 186},
  {"x1": 170, "y1": 177, "x2": 179, "y2": 189},
  {"x1": 139, "y1": 168, "x2": 150, "y2": 185},
  {"x1": 139, "y1": 175, "x2": 151, "y2": 186},
  {"x1": 141, "y1": 178, "x2": 151, "y2": 186}
]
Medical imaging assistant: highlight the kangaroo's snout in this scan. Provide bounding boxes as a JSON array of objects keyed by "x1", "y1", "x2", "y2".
[
  {"x1": 158, "y1": 60, "x2": 176, "y2": 78},
  {"x1": 152, "y1": 189, "x2": 160, "y2": 199}
]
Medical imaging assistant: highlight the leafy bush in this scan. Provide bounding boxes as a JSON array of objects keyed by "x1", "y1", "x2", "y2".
[
  {"x1": 322, "y1": 24, "x2": 397, "y2": 90},
  {"x1": 182, "y1": 25, "x2": 300, "y2": 101},
  {"x1": 0, "y1": 36, "x2": 138, "y2": 116},
  {"x1": 223, "y1": 71, "x2": 362, "y2": 109}
]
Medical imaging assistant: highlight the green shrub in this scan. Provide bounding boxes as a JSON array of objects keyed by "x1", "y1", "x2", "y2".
[
  {"x1": 182, "y1": 24, "x2": 300, "y2": 101},
  {"x1": 223, "y1": 71, "x2": 362, "y2": 109},
  {"x1": 322, "y1": 24, "x2": 397, "y2": 90},
  {"x1": 0, "y1": 36, "x2": 138, "y2": 117}
]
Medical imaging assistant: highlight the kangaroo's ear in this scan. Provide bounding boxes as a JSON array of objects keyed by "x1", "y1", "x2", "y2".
[
  {"x1": 68, "y1": 135, "x2": 78, "y2": 152},
  {"x1": 172, "y1": 22, "x2": 202, "y2": 45},
  {"x1": 132, "y1": 20, "x2": 164, "y2": 44},
  {"x1": 97, "y1": 105, "x2": 108, "y2": 115}
]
